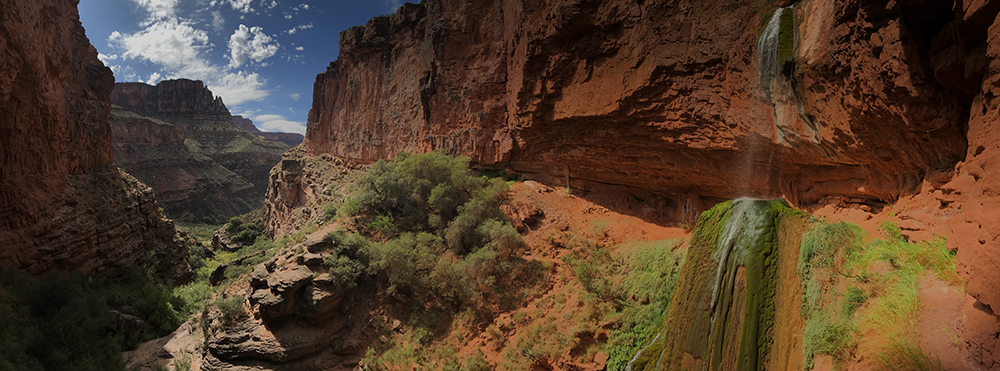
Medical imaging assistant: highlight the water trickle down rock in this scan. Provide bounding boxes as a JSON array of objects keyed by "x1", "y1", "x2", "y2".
[
  {"x1": 757, "y1": 6, "x2": 822, "y2": 148},
  {"x1": 630, "y1": 198, "x2": 786, "y2": 371}
]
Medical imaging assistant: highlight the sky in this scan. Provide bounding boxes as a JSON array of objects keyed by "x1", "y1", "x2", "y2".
[{"x1": 79, "y1": 0, "x2": 406, "y2": 134}]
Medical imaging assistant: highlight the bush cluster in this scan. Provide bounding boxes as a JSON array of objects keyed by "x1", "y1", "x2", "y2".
[
  {"x1": 0, "y1": 266, "x2": 187, "y2": 371},
  {"x1": 329, "y1": 152, "x2": 542, "y2": 314}
]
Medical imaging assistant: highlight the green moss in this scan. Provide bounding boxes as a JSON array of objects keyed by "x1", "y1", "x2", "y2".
[{"x1": 777, "y1": 7, "x2": 795, "y2": 76}]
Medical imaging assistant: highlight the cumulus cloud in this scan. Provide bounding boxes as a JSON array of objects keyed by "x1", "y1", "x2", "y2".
[
  {"x1": 209, "y1": 71, "x2": 269, "y2": 105},
  {"x1": 228, "y1": 24, "x2": 280, "y2": 68},
  {"x1": 268, "y1": 1, "x2": 278, "y2": 9},
  {"x1": 108, "y1": 64, "x2": 139, "y2": 82},
  {"x1": 252, "y1": 114, "x2": 306, "y2": 134},
  {"x1": 108, "y1": 0, "x2": 271, "y2": 105},
  {"x1": 227, "y1": 0, "x2": 254, "y2": 13},
  {"x1": 286, "y1": 23, "x2": 313, "y2": 34},
  {"x1": 110, "y1": 18, "x2": 212, "y2": 75},
  {"x1": 290, "y1": 92, "x2": 301, "y2": 100},
  {"x1": 146, "y1": 72, "x2": 162, "y2": 84},
  {"x1": 97, "y1": 53, "x2": 118, "y2": 63},
  {"x1": 294, "y1": 46, "x2": 303, "y2": 51},
  {"x1": 134, "y1": 0, "x2": 179, "y2": 21}
]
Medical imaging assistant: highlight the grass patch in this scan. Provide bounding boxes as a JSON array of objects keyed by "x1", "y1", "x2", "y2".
[{"x1": 798, "y1": 218, "x2": 958, "y2": 369}]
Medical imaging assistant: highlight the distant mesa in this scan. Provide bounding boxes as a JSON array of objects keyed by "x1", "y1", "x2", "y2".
[
  {"x1": 232, "y1": 115, "x2": 304, "y2": 147},
  {"x1": 110, "y1": 79, "x2": 289, "y2": 221}
]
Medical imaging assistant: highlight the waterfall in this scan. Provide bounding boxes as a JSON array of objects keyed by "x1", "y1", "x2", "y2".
[
  {"x1": 624, "y1": 199, "x2": 785, "y2": 371},
  {"x1": 757, "y1": 8, "x2": 787, "y2": 100},
  {"x1": 703, "y1": 199, "x2": 776, "y2": 371},
  {"x1": 757, "y1": 5, "x2": 825, "y2": 150}
]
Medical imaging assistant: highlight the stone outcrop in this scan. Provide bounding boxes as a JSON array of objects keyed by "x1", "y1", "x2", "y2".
[
  {"x1": 200, "y1": 228, "x2": 373, "y2": 370},
  {"x1": 110, "y1": 80, "x2": 289, "y2": 196},
  {"x1": 232, "y1": 115, "x2": 305, "y2": 147},
  {"x1": 111, "y1": 106, "x2": 261, "y2": 223},
  {"x1": 0, "y1": 0, "x2": 190, "y2": 280}
]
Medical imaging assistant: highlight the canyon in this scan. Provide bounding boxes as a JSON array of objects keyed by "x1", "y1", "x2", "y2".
[
  {"x1": 110, "y1": 80, "x2": 289, "y2": 200},
  {"x1": 272, "y1": 0, "x2": 1000, "y2": 369},
  {"x1": 109, "y1": 105, "x2": 261, "y2": 223},
  {"x1": 6, "y1": 0, "x2": 1000, "y2": 370}
]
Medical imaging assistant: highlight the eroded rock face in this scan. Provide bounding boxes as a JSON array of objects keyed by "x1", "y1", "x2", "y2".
[
  {"x1": 110, "y1": 80, "x2": 289, "y2": 196},
  {"x1": 201, "y1": 231, "x2": 369, "y2": 370},
  {"x1": 304, "y1": 0, "x2": 970, "y2": 219},
  {"x1": 111, "y1": 106, "x2": 260, "y2": 223},
  {"x1": 233, "y1": 115, "x2": 305, "y2": 147},
  {"x1": 0, "y1": 0, "x2": 190, "y2": 280}
]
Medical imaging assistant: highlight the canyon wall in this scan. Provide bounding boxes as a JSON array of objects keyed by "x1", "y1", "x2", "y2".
[
  {"x1": 304, "y1": 0, "x2": 970, "y2": 217},
  {"x1": 0, "y1": 0, "x2": 190, "y2": 280},
  {"x1": 290, "y1": 0, "x2": 1000, "y2": 367},
  {"x1": 111, "y1": 80, "x2": 289, "y2": 196},
  {"x1": 111, "y1": 106, "x2": 260, "y2": 223},
  {"x1": 232, "y1": 115, "x2": 305, "y2": 147}
]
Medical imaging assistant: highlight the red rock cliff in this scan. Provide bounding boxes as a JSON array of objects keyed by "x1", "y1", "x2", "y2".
[
  {"x1": 111, "y1": 80, "x2": 289, "y2": 196},
  {"x1": 0, "y1": 0, "x2": 190, "y2": 280},
  {"x1": 305, "y1": 0, "x2": 970, "y2": 219},
  {"x1": 111, "y1": 106, "x2": 260, "y2": 223}
]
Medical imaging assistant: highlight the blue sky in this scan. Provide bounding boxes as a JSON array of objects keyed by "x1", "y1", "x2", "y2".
[{"x1": 79, "y1": 0, "x2": 404, "y2": 134}]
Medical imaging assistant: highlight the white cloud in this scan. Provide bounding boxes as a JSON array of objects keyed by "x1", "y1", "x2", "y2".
[
  {"x1": 109, "y1": 4, "x2": 270, "y2": 105},
  {"x1": 252, "y1": 114, "x2": 305, "y2": 134},
  {"x1": 227, "y1": 0, "x2": 254, "y2": 13},
  {"x1": 134, "y1": 0, "x2": 179, "y2": 22},
  {"x1": 299, "y1": 3, "x2": 309, "y2": 10},
  {"x1": 211, "y1": 10, "x2": 225, "y2": 30},
  {"x1": 110, "y1": 19, "x2": 212, "y2": 75},
  {"x1": 146, "y1": 72, "x2": 162, "y2": 84},
  {"x1": 285, "y1": 23, "x2": 313, "y2": 35},
  {"x1": 290, "y1": 92, "x2": 301, "y2": 100},
  {"x1": 209, "y1": 71, "x2": 269, "y2": 105},
  {"x1": 228, "y1": 24, "x2": 280, "y2": 68},
  {"x1": 98, "y1": 53, "x2": 118, "y2": 63},
  {"x1": 294, "y1": 46, "x2": 303, "y2": 51},
  {"x1": 108, "y1": 64, "x2": 140, "y2": 82},
  {"x1": 284, "y1": 14, "x2": 292, "y2": 19},
  {"x1": 268, "y1": 1, "x2": 278, "y2": 9}
]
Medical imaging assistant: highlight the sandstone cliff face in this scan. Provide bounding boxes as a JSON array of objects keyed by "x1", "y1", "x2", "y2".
[
  {"x1": 111, "y1": 106, "x2": 260, "y2": 223},
  {"x1": 111, "y1": 80, "x2": 289, "y2": 197},
  {"x1": 0, "y1": 0, "x2": 190, "y2": 280},
  {"x1": 292, "y1": 0, "x2": 1000, "y2": 367},
  {"x1": 304, "y1": 0, "x2": 969, "y2": 218},
  {"x1": 233, "y1": 115, "x2": 305, "y2": 147}
]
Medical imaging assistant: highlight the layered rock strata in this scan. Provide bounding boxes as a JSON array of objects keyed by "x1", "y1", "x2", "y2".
[
  {"x1": 232, "y1": 115, "x2": 305, "y2": 147},
  {"x1": 288, "y1": 0, "x2": 1000, "y2": 368},
  {"x1": 0, "y1": 0, "x2": 190, "y2": 280},
  {"x1": 111, "y1": 106, "x2": 260, "y2": 223},
  {"x1": 110, "y1": 80, "x2": 289, "y2": 196},
  {"x1": 304, "y1": 0, "x2": 969, "y2": 218}
]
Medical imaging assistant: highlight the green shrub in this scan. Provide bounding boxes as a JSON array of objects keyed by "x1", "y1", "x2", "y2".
[
  {"x1": 803, "y1": 316, "x2": 855, "y2": 368},
  {"x1": 463, "y1": 349, "x2": 490, "y2": 371},
  {"x1": 0, "y1": 265, "x2": 192, "y2": 371},
  {"x1": 323, "y1": 203, "x2": 338, "y2": 221},
  {"x1": 213, "y1": 295, "x2": 246, "y2": 323}
]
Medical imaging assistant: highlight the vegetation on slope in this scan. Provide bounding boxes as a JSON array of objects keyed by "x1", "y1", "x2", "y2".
[
  {"x1": 797, "y1": 218, "x2": 959, "y2": 369},
  {"x1": 0, "y1": 266, "x2": 186, "y2": 371}
]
